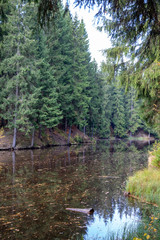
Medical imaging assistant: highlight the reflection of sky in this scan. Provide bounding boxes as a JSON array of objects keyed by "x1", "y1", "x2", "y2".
[{"x1": 84, "y1": 205, "x2": 140, "y2": 239}]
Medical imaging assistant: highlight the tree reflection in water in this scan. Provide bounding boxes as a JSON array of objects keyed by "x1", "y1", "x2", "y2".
[{"x1": 0, "y1": 140, "x2": 154, "y2": 239}]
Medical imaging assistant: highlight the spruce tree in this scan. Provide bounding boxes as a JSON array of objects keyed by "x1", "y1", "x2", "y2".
[
  {"x1": 124, "y1": 88, "x2": 143, "y2": 136},
  {"x1": 87, "y1": 61, "x2": 101, "y2": 137},
  {"x1": 47, "y1": 6, "x2": 75, "y2": 131},
  {"x1": 110, "y1": 85, "x2": 126, "y2": 138},
  {"x1": 0, "y1": 1, "x2": 40, "y2": 147},
  {"x1": 87, "y1": 61, "x2": 110, "y2": 138},
  {"x1": 72, "y1": 16, "x2": 91, "y2": 132},
  {"x1": 35, "y1": 30, "x2": 62, "y2": 133}
]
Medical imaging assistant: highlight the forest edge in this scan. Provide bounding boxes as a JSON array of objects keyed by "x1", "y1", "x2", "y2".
[{"x1": 0, "y1": 125, "x2": 155, "y2": 151}]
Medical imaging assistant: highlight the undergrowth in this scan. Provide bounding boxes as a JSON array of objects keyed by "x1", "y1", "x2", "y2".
[{"x1": 150, "y1": 141, "x2": 160, "y2": 168}]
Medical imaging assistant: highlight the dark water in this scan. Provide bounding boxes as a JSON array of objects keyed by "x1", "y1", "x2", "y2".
[{"x1": 0, "y1": 140, "x2": 154, "y2": 239}]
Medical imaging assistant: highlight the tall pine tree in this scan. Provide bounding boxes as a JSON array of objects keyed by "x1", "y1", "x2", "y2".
[{"x1": 0, "y1": 1, "x2": 40, "y2": 147}]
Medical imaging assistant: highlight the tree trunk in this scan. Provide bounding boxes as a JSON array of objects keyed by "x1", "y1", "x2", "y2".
[
  {"x1": 31, "y1": 150, "x2": 34, "y2": 171},
  {"x1": 12, "y1": 80, "x2": 19, "y2": 149},
  {"x1": 12, "y1": 123, "x2": 17, "y2": 149},
  {"x1": 12, "y1": 151, "x2": 16, "y2": 175},
  {"x1": 12, "y1": 151, "x2": 16, "y2": 185},
  {"x1": 148, "y1": 131, "x2": 150, "y2": 138},
  {"x1": 83, "y1": 125, "x2": 86, "y2": 136},
  {"x1": 83, "y1": 118, "x2": 86, "y2": 136},
  {"x1": 31, "y1": 127, "x2": 35, "y2": 148},
  {"x1": 67, "y1": 126, "x2": 71, "y2": 145},
  {"x1": 12, "y1": 11, "x2": 20, "y2": 149}
]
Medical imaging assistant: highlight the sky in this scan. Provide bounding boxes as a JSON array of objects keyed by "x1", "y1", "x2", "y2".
[{"x1": 67, "y1": 2, "x2": 111, "y2": 66}]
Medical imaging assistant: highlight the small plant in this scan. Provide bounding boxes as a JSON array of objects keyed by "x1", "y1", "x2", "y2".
[
  {"x1": 0, "y1": 127, "x2": 4, "y2": 139},
  {"x1": 132, "y1": 213, "x2": 160, "y2": 240},
  {"x1": 74, "y1": 134, "x2": 83, "y2": 143},
  {"x1": 0, "y1": 127, "x2": 5, "y2": 145}
]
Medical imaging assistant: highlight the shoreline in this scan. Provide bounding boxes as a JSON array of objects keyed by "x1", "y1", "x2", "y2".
[{"x1": 0, "y1": 135, "x2": 156, "y2": 152}]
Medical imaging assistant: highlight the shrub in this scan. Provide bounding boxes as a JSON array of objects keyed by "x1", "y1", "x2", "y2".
[{"x1": 74, "y1": 134, "x2": 83, "y2": 143}]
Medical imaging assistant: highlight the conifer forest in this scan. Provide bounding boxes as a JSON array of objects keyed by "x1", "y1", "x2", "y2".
[
  {"x1": 0, "y1": 1, "x2": 160, "y2": 239},
  {"x1": 0, "y1": 0, "x2": 159, "y2": 148}
]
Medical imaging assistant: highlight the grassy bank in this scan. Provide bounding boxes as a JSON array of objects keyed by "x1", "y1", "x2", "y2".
[
  {"x1": 126, "y1": 168, "x2": 160, "y2": 207},
  {"x1": 123, "y1": 142, "x2": 160, "y2": 239},
  {"x1": 126, "y1": 142, "x2": 160, "y2": 207}
]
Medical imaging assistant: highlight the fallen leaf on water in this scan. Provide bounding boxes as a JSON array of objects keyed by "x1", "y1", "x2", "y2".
[{"x1": 7, "y1": 227, "x2": 15, "y2": 230}]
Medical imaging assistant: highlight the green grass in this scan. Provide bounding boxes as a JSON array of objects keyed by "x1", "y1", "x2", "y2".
[
  {"x1": 126, "y1": 168, "x2": 160, "y2": 207},
  {"x1": 150, "y1": 142, "x2": 160, "y2": 168}
]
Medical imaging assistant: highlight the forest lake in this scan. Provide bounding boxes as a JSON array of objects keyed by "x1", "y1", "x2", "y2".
[{"x1": 0, "y1": 139, "x2": 157, "y2": 240}]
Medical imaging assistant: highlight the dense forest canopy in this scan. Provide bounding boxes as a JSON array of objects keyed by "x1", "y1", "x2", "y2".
[
  {"x1": 0, "y1": 0, "x2": 159, "y2": 148},
  {"x1": 22, "y1": 0, "x2": 159, "y2": 133},
  {"x1": 98, "y1": 0, "x2": 160, "y2": 133},
  {"x1": 72, "y1": 0, "x2": 160, "y2": 133}
]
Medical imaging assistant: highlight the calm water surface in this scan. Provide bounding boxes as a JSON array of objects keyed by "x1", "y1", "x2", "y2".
[{"x1": 0, "y1": 140, "x2": 154, "y2": 239}]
